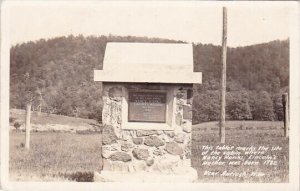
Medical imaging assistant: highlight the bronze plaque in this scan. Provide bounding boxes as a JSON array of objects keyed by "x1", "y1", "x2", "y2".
[{"x1": 128, "y1": 91, "x2": 166, "y2": 122}]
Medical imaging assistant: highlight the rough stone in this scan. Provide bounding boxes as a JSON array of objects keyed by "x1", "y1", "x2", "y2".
[
  {"x1": 136, "y1": 130, "x2": 158, "y2": 137},
  {"x1": 110, "y1": 143, "x2": 120, "y2": 151},
  {"x1": 102, "y1": 125, "x2": 118, "y2": 145},
  {"x1": 101, "y1": 84, "x2": 195, "y2": 177},
  {"x1": 132, "y1": 137, "x2": 143, "y2": 145},
  {"x1": 102, "y1": 150, "x2": 111, "y2": 159},
  {"x1": 160, "y1": 134, "x2": 170, "y2": 142},
  {"x1": 108, "y1": 87, "x2": 123, "y2": 101},
  {"x1": 144, "y1": 136, "x2": 165, "y2": 147},
  {"x1": 128, "y1": 164, "x2": 135, "y2": 173},
  {"x1": 176, "y1": 98, "x2": 185, "y2": 106},
  {"x1": 102, "y1": 159, "x2": 113, "y2": 171},
  {"x1": 183, "y1": 105, "x2": 192, "y2": 120},
  {"x1": 101, "y1": 98, "x2": 111, "y2": 126},
  {"x1": 176, "y1": 92, "x2": 185, "y2": 99},
  {"x1": 184, "y1": 144, "x2": 191, "y2": 159},
  {"x1": 132, "y1": 148, "x2": 150, "y2": 160},
  {"x1": 165, "y1": 142, "x2": 184, "y2": 155},
  {"x1": 176, "y1": 104, "x2": 183, "y2": 112},
  {"x1": 132, "y1": 160, "x2": 147, "y2": 172},
  {"x1": 153, "y1": 148, "x2": 165, "y2": 156},
  {"x1": 102, "y1": 145, "x2": 118, "y2": 159},
  {"x1": 102, "y1": 101, "x2": 122, "y2": 138},
  {"x1": 146, "y1": 158, "x2": 154, "y2": 166},
  {"x1": 110, "y1": 102, "x2": 122, "y2": 125},
  {"x1": 111, "y1": 161, "x2": 129, "y2": 172},
  {"x1": 110, "y1": 152, "x2": 132, "y2": 162},
  {"x1": 174, "y1": 133, "x2": 185, "y2": 143},
  {"x1": 182, "y1": 121, "x2": 192, "y2": 133},
  {"x1": 164, "y1": 131, "x2": 175, "y2": 138},
  {"x1": 121, "y1": 130, "x2": 131, "y2": 141},
  {"x1": 175, "y1": 113, "x2": 182, "y2": 126},
  {"x1": 152, "y1": 155, "x2": 181, "y2": 173},
  {"x1": 187, "y1": 90, "x2": 193, "y2": 104},
  {"x1": 121, "y1": 141, "x2": 134, "y2": 152}
]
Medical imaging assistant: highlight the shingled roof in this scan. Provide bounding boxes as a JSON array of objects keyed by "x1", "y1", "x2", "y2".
[{"x1": 94, "y1": 42, "x2": 202, "y2": 84}]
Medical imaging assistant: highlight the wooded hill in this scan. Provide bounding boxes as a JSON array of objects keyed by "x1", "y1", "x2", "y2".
[{"x1": 9, "y1": 35, "x2": 289, "y2": 123}]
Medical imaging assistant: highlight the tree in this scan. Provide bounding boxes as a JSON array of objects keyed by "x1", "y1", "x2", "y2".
[
  {"x1": 9, "y1": 35, "x2": 289, "y2": 123},
  {"x1": 193, "y1": 91, "x2": 220, "y2": 124},
  {"x1": 251, "y1": 91, "x2": 275, "y2": 121},
  {"x1": 272, "y1": 93, "x2": 284, "y2": 121},
  {"x1": 22, "y1": 72, "x2": 39, "y2": 150},
  {"x1": 226, "y1": 92, "x2": 252, "y2": 120}
]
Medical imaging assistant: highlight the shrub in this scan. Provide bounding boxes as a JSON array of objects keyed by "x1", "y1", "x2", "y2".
[
  {"x1": 272, "y1": 93, "x2": 284, "y2": 121},
  {"x1": 9, "y1": 117, "x2": 16, "y2": 123},
  {"x1": 251, "y1": 91, "x2": 275, "y2": 121},
  {"x1": 226, "y1": 92, "x2": 252, "y2": 120},
  {"x1": 20, "y1": 142, "x2": 25, "y2": 148},
  {"x1": 14, "y1": 122, "x2": 21, "y2": 130},
  {"x1": 193, "y1": 90, "x2": 220, "y2": 124},
  {"x1": 62, "y1": 171, "x2": 94, "y2": 182}
]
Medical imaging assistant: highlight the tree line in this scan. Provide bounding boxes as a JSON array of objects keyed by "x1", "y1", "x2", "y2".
[{"x1": 9, "y1": 35, "x2": 289, "y2": 123}]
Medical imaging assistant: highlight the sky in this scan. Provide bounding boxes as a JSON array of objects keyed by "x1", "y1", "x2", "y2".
[{"x1": 5, "y1": 1, "x2": 291, "y2": 47}]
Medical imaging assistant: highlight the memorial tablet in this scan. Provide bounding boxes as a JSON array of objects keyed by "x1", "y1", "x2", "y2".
[{"x1": 128, "y1": 91, "x2": 166, "y2": 122}]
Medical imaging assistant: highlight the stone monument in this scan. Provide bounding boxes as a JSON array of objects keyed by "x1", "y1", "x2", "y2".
[{"x1": 94, "y1": 42, "x2": 202, "y2": 182}]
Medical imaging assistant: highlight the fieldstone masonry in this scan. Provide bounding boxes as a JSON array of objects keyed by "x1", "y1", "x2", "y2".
[
  {"x1": 94, "y1": 42, "x2": 202, "y2": 182},
  {"x1": 101, "y1": 84, "x2": 194, "y2": 176}
]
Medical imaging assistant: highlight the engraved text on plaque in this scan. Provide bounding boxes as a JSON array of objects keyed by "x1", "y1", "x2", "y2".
[{"x1": 128, "y1": 91, "x2": 166, "y2": 122}]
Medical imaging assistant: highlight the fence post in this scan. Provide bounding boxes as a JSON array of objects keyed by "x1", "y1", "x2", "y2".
[{"x1": 282, "y1": 93, "x2": 289, "y2": 138}]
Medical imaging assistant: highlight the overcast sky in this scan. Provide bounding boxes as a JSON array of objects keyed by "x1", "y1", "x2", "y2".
[{"x1": 6, "y1": 1, "x2": 291, "y2": 47}]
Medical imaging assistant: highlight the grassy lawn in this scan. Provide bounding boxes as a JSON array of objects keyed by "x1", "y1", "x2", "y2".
[
  {"x1": 9, "y1": 109, "x2": 100, "y2": 132},
  {"x1": 9, "y1": 131, "x2": 102, "y2": 181},
  {"x1": 193, "y1": 120, "x2": 284, "y2": 130},
  {"x1": 192, "y1": 125, "x2": 289, "y2": 183},
  {"x1": 9, "y1": 121, "x2": 288, "y2": 182}
]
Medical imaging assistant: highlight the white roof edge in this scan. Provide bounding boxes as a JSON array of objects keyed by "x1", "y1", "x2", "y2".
[
  {"x1": 103, "y1": 42, "x2": 193, "y2": 69},
  {"x1": 94, "y1": 70, "x2": 202, "y2": 84},
  {"x1": 105, "y1": 42, "x2": 192, "y2": 46},
  {"x1": 96, "y1": 42, "x2": 201, "y2": 84}
]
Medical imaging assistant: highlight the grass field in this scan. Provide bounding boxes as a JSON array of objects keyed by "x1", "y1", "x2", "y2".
[
  {"x1": 9, "y1": 132, "x2": 102, "y2": 181},
  {"x1": 193, "y1": 120, "x2": 284, "y2": 131},
  {"x1": 192, "y1": 124, "x2": 289, "y2": 183},
  {"x1": 9, "y1": 109, "x2": 101, "y2": 132},
  {"x1": 9, "y1": 120, "x2": 288, "y2": 182}
]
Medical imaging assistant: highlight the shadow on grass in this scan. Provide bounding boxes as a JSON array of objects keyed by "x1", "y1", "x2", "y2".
[{"x1": 59, "y1": 171, "x2": 94, "y2": 182}]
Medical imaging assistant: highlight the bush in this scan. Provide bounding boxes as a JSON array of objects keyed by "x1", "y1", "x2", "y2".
[
  {"x1": 250, "y1": 91, "x2": 275, "y2": 120},
  {"x1": 272, "y1": 93, "x2": 284, "y2": 121},
  {"x1": 87, "y1": 107, "x2": 102, "y2": 124},
  {"x1": 193, "y1": 90, "x2": 220, "y2": 124},
  {"x1": 226, "y1": 92, "x2": 252, "y2": 120},
  {"x1": 14, "y1": 122, "x2": 21, "y2": 130},
  {"x1": 9, "y1": 117, "x2": 16, "y2": 123},
  {"x1": 60, "y1": 171, "x2": 94, "y2": 182}
]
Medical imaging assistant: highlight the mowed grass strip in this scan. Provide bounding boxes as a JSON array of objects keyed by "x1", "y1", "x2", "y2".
[
  {"x1": 192, "y1": 128, "x2": 289, "y2": 183},
  {"x1": 193, "y1": 121, "x2": 284, "y2": 131},
  {"x1": 10, "y1": 109, "x2": 98, "y2": 128},
  {"x1": 10, "y1": 122, "x2": 288, "y2": 182},
  {"x1": 9, "y1": 132, "x2": 102, "y2": 181}
]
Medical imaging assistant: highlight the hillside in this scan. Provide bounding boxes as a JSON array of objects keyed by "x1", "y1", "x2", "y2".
[
  {"x1": 9, "y1": 35, "x2": 289, "y2": 123},
  {"x1": 9, "y1": 109, "x2": 100, "y2": 132}
]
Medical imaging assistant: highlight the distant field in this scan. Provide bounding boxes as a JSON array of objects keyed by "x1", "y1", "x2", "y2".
[
  {"x1": 10, "y1": 132, "x2": 102, "y2": 181},
  {"x1": 192, "y1": 126, "x2": 289, "y2": 183},
  {"x1": 9, "y1": 118, "x2": 288, "y2": 182},
  {"x1": 193, "y1": 120, "x2": 284, "y2": 131},
  {"x1": 9, "y1": 109, "x2": 101, "y2": 132}
]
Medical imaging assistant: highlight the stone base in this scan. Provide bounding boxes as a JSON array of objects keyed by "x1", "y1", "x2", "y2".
[{"x1": 94, "y1": 167, "x2": 198, "y2": 183}]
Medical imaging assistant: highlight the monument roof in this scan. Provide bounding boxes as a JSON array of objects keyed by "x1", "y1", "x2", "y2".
[{"x1": 94, "y1": 42, "x2": 202, "y2": 84}]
